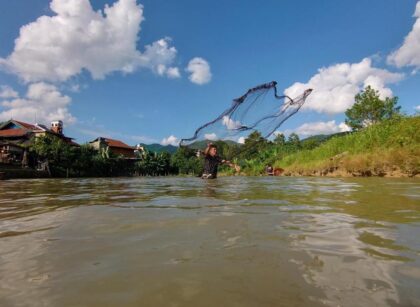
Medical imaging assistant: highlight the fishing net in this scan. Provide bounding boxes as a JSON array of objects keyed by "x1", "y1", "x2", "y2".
[{"x1": 180, "y1": 81, "x2": 312, "y2": 151}]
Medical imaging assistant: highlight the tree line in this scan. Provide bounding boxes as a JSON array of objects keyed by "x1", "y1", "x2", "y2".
[
  {"x1": 28, "y1": 85, "x2": 407, "y2": 177},
  {"x1": 28, "y1": 135, "x2": 204, "y2": 177}
]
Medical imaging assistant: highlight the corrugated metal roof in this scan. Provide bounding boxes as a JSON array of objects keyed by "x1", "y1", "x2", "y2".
[
  {"x1": 0, "y1": 129, "x2": 29, "y2": 137},
  {"x1": 14, "y1": 120, "x2": 37, "y2": 130},
  {"x1": 0, "y1": 120, "x2": 77, "y2": 145},
  {"x1": 104, "y1": 138, "x2": 134, "y2": 150}
]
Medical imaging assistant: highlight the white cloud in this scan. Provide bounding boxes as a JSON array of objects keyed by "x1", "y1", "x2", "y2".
[
  {"x1": 237, "y1": 136, "x2": 245, "y2": 144},
  {"x1": 142, "y1": 39, "x2": 178, "y2": 76},
  {"x1": 387, "y1": 2, "x2": 420, "y2": 69},
  {"x1": 0, "y1": 82, "x2": 75, "y2": 124},
  {"x1": 161, "y1": 135, "x2": 179, "y2": 146},
  {"x1": 186, "y1": 57, "x2": 212, "y2": 85},
  {"x1": 0, "y1": 0, "x2": 179, "y2": 83},
  {"x1": 204, "y1": 133, "x2": 217, "y2": 141},
  {"x1": 166, "y1": 67, "x2": 180, "y2": 79},
  {"x1": 284, "y1": 58, "x2": 403, "y2": 114},
  {"x1": 415, "y1": 105, "x2": 420, "y2": 112},
  {"x1": 222, "y1": 115, "x2": 241, "y2": 130},
  {"x1": 292, "y1": 120, "x2": 351, "y2": 137},
  {"x1": 0, "y1": 85, "x2": 19, "y2": 99}
]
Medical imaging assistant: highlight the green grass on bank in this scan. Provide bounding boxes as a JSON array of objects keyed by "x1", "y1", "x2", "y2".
[{"x1": 272, "y1": 116, "x2": 420, "y2": 176}]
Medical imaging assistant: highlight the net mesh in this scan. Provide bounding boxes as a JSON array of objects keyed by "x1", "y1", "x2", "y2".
[{"x1": 180, "y1": 81, "x2": 312, "y2": 149}]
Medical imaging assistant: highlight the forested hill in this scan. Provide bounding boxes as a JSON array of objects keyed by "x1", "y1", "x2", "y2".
[
  {"x1": 187, "y1": 140, "x2": 240, "y2": 150},
  {"x1": 141, "y1": 143, "x2": 177, "y2": 154}
]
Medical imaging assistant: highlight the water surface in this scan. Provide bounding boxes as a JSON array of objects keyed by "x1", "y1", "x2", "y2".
[{"x1": 1, "y1": 177, "x2": 419, "y2": 306}]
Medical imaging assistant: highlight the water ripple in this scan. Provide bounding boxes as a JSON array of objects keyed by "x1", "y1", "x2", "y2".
[{"x1": 0, "y1": 176, "x2": 419, "y2": 306}]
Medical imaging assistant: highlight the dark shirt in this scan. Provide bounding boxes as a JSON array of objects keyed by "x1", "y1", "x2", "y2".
[{"x1": 203, "y1": 155, "x2": 223, "y2": 178}]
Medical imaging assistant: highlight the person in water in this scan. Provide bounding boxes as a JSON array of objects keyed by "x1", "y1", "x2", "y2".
[
  {"x1": 265, "y1": 164, "x2": 284, "y2": 176},
  {"x1": 265, "y1": 165, "x2": 274, "y2": 176},
  {"x1": 201, "y1": 143, "x2": 240, "y2": 179}
]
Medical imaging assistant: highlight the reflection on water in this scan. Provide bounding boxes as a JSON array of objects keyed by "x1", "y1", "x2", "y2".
[{"x1": 0, "y1": 177, "x2": 419, "y2": 306}]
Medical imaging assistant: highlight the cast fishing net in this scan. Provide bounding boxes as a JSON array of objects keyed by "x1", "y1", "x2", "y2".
[{"x1": 180, "y1": 81, "x2": 312, "y2": 151}]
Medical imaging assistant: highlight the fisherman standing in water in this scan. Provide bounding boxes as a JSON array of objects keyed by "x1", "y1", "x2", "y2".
[{"x1": 201, "y1": 143, "x2": 240, "y2": 179}]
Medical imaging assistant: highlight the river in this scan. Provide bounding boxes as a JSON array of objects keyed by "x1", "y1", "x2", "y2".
[{"x1": 0, "y1": 177, "x2": 419, "y2": 306}]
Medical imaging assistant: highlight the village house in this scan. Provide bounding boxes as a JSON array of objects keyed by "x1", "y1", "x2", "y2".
[
  {"x1": 0, "y1": 119, "x2": 78, "y2": 164},
  {"x1": 89, "y1": 137, "x2": 135, "y2": 158}
]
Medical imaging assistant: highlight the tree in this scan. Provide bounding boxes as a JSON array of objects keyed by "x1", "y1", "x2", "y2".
[
  {"x1": 170, "y1": 146, "x2": 198, "y2": 175},
  {"x1": 287, "y1": 133, "x2": 300, "y2": 148},
  {"x1": 240, "y1": 131, "x2": 268, "y2": 159},
  {"x1": 345, "y1": 86, "x2": 401, "y2": 130},
  {"x1": 274, "y1": 133, "x2": 286, "y2": 146},
  {"x1": 72, "y1": 144, "x2": 97, "y2": 176},
  {"x1": 302, "y1": 138, "x2": 319, "y2": 150},
  {"x1": 31, "y1": 135, "x2": 76, "y2": 176}
]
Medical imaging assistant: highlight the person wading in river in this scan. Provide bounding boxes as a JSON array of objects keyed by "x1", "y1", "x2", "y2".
[{"x1": 201, "y1": 143, "x2": 240, "y2": 179}]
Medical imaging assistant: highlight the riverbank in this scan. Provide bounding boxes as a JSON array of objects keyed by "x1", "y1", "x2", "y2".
[
  {"x1": 279, "y1": 148, "x2": 419, "y2": 178},
  {"x1": 282, "y1": 166, "x2": 418, "y2": 178},
  {"x1": 0, "y1": 171, "x2": 49, "y2": 180},
  {"x1": 269, "y1": 116, "x2": 420, "y2": 178},
  {"x1": 0, "y1": 166, "x2": 49, "y2": 180},
  {"x1": 2, "y1": 117, "x2": 418, "y2": 180}
]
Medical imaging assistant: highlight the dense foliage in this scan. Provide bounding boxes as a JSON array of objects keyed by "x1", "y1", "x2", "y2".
[
  {"x1": 275, "y1": 115, "x2": 419, "y2": 176},
  {"x1": 23, "y1": 88, "x2": 418, "y2": 178},
  {"x1": 31, "y1": 136, "x2": 134, "y2": 177},
  {"x1": 29, "y1": 135, "x2": 199, "y2": 177},
  {"x1": 345, "y1": 86, "x2": 401, "y2": 130}
]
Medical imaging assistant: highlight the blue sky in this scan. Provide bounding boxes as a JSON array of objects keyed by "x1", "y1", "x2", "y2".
[{"x1": 0, "y1": 0, "x2": 419, "y2": 145}]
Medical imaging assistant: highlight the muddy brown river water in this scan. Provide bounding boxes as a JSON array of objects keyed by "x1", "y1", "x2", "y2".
[{"x1": 0, "y1": 176, "x2": 419, "y2": 306}]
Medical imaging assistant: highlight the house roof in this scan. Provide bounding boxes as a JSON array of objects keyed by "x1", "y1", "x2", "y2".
[
  {"x1": 91, "y1": 137, "x2": 134, "y2": 150},
  {"x1": 0, "y1": 128, "x2": 30, "y2": 138},
  {"x1": 0, "y1": 119, "x2": 39, "y2": 131},
  {"x1": 35, "y1": 124, "x2": 49, "y2": 131},
  {"x1": 13, "y1": 120, "x2": 38, "y2": 130},
  {"x1": 0, "y1": 119, "x2": 78, "y2": 145},
  {"x1": 107, "y1": 138, "x2": 134, "y2": 149}
]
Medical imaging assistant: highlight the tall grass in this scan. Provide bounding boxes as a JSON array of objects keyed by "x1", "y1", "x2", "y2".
[
  {"x1": 279, "y1": 116, "x2": 419, "y2": 176},
  {"x1": 242, "y1": 116, "x2": 419, "y2": 176}
]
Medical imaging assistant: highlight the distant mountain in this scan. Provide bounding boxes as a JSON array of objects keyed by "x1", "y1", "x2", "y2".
[
  {"x1": 141, "y1": 135, "x2": 347, "y2": 154},
  {"x1": 140, "y1": 140, "x2": 240, "y2": 154},
  {"x1": 140, "y1": 143, "x2": 177, "y2": 154},
  {"x1": 187, "y1": 139, "x2": 241, "y2": 150},
  {"x1": 301, "y1": 132, "x2": 350, "y2": 143},
  {"x1": 187, "y1": 140, "x2": 210, "y2": 150}
]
